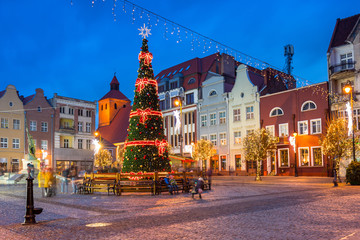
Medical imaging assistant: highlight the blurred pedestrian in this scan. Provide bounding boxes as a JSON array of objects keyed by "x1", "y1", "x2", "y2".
[
  {"x1": 70, "y1": 165, "x2": 78, "y2": 194},
  {"x1": 192, "y1": 176, "x2": 204, "y2": 199},
  {"x1": 44, "y1": 168, "x2": 55, "y2": 197},
  {"x1": 37, "y1": 169, "x2": 45, "y2": 197},
  {"x1": 164, "y1": 174, "x2": 173, "y2": 195},
  {"x1": 169, "y1": 174, "x2": 179, "y2": 194},
  {"x1": 206, "y1": 168, "x2": 212, "y2": 190},
  {"x1": 61, "y1": 168, "x2": 69, "y2": 194}
]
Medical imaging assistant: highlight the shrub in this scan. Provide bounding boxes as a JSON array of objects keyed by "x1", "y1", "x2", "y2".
[{"x1": 346, "y1": 161, "x2": 360, "y2": 185}]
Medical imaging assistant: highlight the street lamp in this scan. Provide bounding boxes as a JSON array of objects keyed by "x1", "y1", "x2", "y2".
[
  {"x1": 343, "y1": 81, "x2": 356, "y2": 163},
  {"x1": 289, "y1": 132, "x2": 298, "y2": 177},
  {"x1": 174, "y1": 98, "x2": 183, "y2": 157}
]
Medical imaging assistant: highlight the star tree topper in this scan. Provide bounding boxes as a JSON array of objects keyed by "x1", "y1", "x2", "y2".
[{"x1": 138, "y1": 24, "x2": 151, "y2": 39}]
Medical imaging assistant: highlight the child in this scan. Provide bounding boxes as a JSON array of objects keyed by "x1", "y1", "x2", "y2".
[
  {"x1": 169, "y1": 175, "x2": 179, "y2": 194},
  {"x1": 192, "y1": 177, "x2": 204, "y2": 199}
]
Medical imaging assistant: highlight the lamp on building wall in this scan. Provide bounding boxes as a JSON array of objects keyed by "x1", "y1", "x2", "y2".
[
  {"x1": 174, "y1": 98, "x2": 183, "y2": 157},
  {"x1": 343, "y1": 81, "x2": 356, "y2": 163},
  {"x1": 289, "y1": 132, "x2": 298, "y2": 177}
]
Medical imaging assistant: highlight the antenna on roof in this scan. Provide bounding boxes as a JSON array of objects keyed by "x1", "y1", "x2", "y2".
[{"x1": 284, "y1": 44, "x2": 294, "y2": 75}]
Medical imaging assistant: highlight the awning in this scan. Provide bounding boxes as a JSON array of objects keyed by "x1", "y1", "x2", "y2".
[{"x1": 169, "y1": 155, "x2": 195, "y2": 163}]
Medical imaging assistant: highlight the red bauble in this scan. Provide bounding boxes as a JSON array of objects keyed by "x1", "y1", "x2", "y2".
[{"x1": 143, "y1": 156, "x2": 146, "y2": 159}]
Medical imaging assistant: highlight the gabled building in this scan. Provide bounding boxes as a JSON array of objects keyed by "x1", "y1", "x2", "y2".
[
  {"x1": 260, "y1": 82, "x2": 329, "y2": 176},
  {"x1": 0, "y1": 85, "x2": 25, "y2": 173},
  {"x1": 327, "y1": 14, "x2": 360, "y2": 175},
  {"x1": 50, "y1": 94, "x2": 96, "y2": 173},
  {"x1": 23, "y1": 88, "x2": 55, "y2": 169},
  {"x1": 156, "y1": 53, "x2": 238, "y2": 166},
  {"x1": 97, "y1": 75, "x2": 132, "y2": 161}
]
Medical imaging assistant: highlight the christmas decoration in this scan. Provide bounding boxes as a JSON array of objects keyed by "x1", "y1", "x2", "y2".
[{"x1": 122, "y1": 27, "x2": 171, "y2": 172}]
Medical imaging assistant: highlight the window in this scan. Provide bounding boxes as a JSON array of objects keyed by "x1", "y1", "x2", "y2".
[
  {"x1": 158, "y1": 85, "x2": 165, "y2": 92},
  {"x1": 78, "y1": 122, "x2": 83, "y2": 132},
  {"x1": 170, "y1": 81, "x2": 178, "y2": 89},
  {"x1": 186, "y1": 93, "x2": 194, "y2": 105},
  {"x1": 312, "y1": 147, "x2": 323, "y2": 166},
  {"x1": 78, "y1": 109, "x2": 83, "y2": 116},
  {"x1": 235, "y1": 155, "x2": 241, "y2": 170},
  {"x1": 340, "y1": 53, "x2": 353, "y2": 70},
  {"x1": 37, "y1": 106, "x2": 41, "y2": 112},
  {"x1": 279, "y1": 123, "x2": 288, "y2": 137},
  {"x1": 9, "y1": 102, "x2": 13, "y2": 107},
  {"x1": 41, "y1": 140, "x2": 48, "y2": 150},
  {"x1": 234, "y1": 131, "x2": 241, "y2": 144},
  {"x1": 78, "y1": 139, "x2": 83, "y2": 149},
  {"x1": 265, "y1": 125, "x2": 275, "y2": 136},
  {"x1": 246, "y1": 106, "x2": 254, "y2": 120},
  {"x1": 310, "y1": 119, "x2": 321, "y2": 134},
  {"x1": 86, "y1": 139, "x2": 91, "y2": 150},
  {"x1": 86, "y1": 123, "x2": 91, "y2": 133},
  {"x1": 270, "y1": 107, "x2": 284, "y2": 117},
  {"x1": 279, "y1": 149, "x2": 289, "y2": 167},
  {"x1": 233, "y1": 109, "x2": 241, "y2": 122},
  {"x1": 64, "y1": 139, "x2": 69, "y2": 148},
  {"x1": 12, "y1": 139, "x2": 20, "y2": 149},
  {"x1": 86, "y1": 110, "x2": 92, "y2": 117},
  {"x1": 210, "y1": 134, "x2": 217, "y2": 146},
  {"x1": 219, "y1": 111, "x2": 226, "y2": 124},
  {"x1": 299, "y1": 148, "x2": 309, "y2": 167},
  {"x1": 0, "y1": 138, "x2": 8, "y2": 148},
  {"x1": 1, "y1": 118, "x2": 9, "y2": 129},
  {"x1": 301, "y1": 101, "x2": 316, "y2": 111},
  {"x1": 13, "y1": 119, "x2": 20, "y2": 130},
  {"x1": 167, "y1": 72, "x2": 172, "y2": 77},
  {"x1": 221, "y1": 155, "x2": 226, "y2": 171},
  {"x1": 246, "y1": 129, "x2": 254, "y2": 136},
  {"x1": 41, "y1": 122, "x2": 48, "y2": 132},
  {"x1": 30, "y1": 121, "x2": 37, "y2": 131},
  {"x1": 188, "y1": 78, "x2": 195, "y2": 84},
  {"x1": 210, "y1": 113, "x2": 217, "y2": 126},
  {"x1": 159, "y1": 100, "x2": 165, "y2": 110},
  {"x1": 114, "y1": 103, "x2": 117, "y2": 109},
  {"x1": 298, "y1": 121, "x2": 308, "y2": 135},
  {"x1": 185, "y1": 65, "x2": 191, "y2": 71},
  {"x1": 209, "y1": 90, "x2": 217, "y2": 96},
  {"x1": 200, "y1": 135, "x2": 208, "y2": 140},
  {"x1": 105, "y1": 104, "x2": 107, "y2": 110},
  {"x1": 68, "y1": 108, "x2": 74, "y2": 115},
  {"x1": 220, "y1": 133, "x2": 227, "y2": 145},
  {"x1": 60, "y1": 106, "x2": 65, "y2": 113}
]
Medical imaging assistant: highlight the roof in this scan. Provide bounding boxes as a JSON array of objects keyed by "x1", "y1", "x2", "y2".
[
  {"x1": 110, "y1": 75, "x2": 119, "y2": 85},
  {"x1": 248, "y1": 70, "x2": 265, "y2": 91},
  {"x1": 0, "y1": 90, "x2": 5, "y2": 99},
  {"x1": 328, "y1": 14, "x2": 360, "y2": 52},
  {"x1": 22, "y1": 94, "x2": 35, "y2": 105},
  {"x1": 97, "y1": 102, "x2": 132, "y2": 144},
  {"x1": 99, "y1": 90, "x2": 130, "y2": 101}
]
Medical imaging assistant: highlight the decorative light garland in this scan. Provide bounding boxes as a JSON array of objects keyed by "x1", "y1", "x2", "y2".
[
  {"x1": 129, "y1": 108, "x2": 162, "y2": 124},
  {"x1": 135, "y1": 77, "x2": 158, "y2": 93},
  {"x1": 125, "y1": 139, "x2": 168, "y2": 156}
]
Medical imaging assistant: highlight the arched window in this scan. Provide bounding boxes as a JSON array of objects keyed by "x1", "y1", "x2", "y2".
[
  {"x1": 114, "y1": 103, "x2": 117, "y2": 109},
  {"x1": 301, "y1": 101, "x2": 317, "y2": 111},
  {"x1": 209, "y1": 90, "x2": 217, "y2": 96},
  {"x1": 188, "y1": 78, "x2": 195, "y2": 84},
  {"x1": 270, "y1": 107, "x2": 284, "y2": 117}
]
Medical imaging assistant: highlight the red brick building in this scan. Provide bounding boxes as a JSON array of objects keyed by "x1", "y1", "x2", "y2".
[{"x1": 260, "y1": 82, "x2": 331, "y2": 176}]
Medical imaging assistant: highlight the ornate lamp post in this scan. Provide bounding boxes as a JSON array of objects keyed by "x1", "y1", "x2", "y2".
[
  {"x1": 174, "y1": 98, "x2": 183, "y2": 157},
  {"x1": 343, "y1": 81, "x2": 356, "y2": 163}
]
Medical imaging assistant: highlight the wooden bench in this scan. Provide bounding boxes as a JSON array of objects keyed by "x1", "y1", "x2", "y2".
[
  {"x1": 85, "y1": 178, "x2": 117, "y2": 195},
  {"x1": 116, "y1": 179, "x2": 155, "y2": 196},
  {"x1": 155, "y1": 178, "x2": 189, "y2": 195}
]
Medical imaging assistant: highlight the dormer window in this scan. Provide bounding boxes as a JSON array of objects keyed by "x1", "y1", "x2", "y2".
[
  {"x1": 209, "y1": 90, "x2": 217, "y2": 96},
  {"x1": 173, "y1": 70, "x2": 177, "y2": 75},
  {"x1": 185, "y1": 65, "x2": 191, "y2": 71},
  {"x1": 270, "y1": 107, "x2": 284, "y2": 117},
  {"x1": 167, "y1": 72, "x2": 172, "y2": 77},
  {"x1": 179, "y1": 68, "x2": 184, "y2": 72},
  {"x1": 301, "y1": 101, "x2": 316, "y2": 112},
  {"x1": 188, "y1": 78, "x2": 195, "y2": 84}
]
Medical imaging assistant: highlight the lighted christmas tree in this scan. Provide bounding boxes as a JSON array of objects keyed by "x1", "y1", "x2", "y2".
[{"x1": 122, "y1": 25, "x2": 171, "y2": 173}]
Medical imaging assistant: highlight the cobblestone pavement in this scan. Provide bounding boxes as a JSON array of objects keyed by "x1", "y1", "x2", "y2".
[{"x1": 0, "y1": 176, "x2": 359, "y2": 240}]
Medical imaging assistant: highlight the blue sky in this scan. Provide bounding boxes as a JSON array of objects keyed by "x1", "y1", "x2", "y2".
[{"x1": 0, "y1": 0, "x2": 359, "y2": 102}]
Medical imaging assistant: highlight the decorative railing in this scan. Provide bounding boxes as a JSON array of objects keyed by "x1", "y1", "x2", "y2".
[{"x1": 329, "y1": 62, "x2": 355, "y2": 75}]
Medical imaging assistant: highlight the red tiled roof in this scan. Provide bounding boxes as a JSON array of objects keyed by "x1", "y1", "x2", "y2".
[
  {"x1": 97, "y1": 102, "x2": 132, "y2": 144},
  {"x1": 328, "y1": 14, "x2": 360, "y2": 52},
  {"x1": 23, "y1": 94, "x2": 35, "y2": 105},
  {"x1": 100, "y1": 90, "x2": 130, "y2": 101},
  {"x1": 110, "y1": 76, "x2": 119, "y2": 85}
]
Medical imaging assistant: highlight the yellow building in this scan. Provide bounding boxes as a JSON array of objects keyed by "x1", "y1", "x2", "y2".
[{"x1": 0, "y1": 85, "x2": 25, "y2": 172}]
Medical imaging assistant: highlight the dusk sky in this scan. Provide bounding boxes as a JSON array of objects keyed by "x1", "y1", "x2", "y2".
[{"x1": 1, "y1": 0, "x2": 359, "y2": 103}]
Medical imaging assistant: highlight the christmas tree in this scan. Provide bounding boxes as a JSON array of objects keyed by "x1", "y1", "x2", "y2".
[{"x1": 122, "y1": 25, "x2": 171, "y2": 173}]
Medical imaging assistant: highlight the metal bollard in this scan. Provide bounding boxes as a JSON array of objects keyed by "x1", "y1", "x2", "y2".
[{"x1": 23, "y1": 174, "x2": 43, "y2": 225}]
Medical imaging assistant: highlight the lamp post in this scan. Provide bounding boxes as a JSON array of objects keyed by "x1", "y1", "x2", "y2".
[
  {"x1": 343, "y1": 82, "x2": 356, "y2": 163},
  {"x1": 289, "y1": 132, "x2": 298, "y2": 177},
  {"x1": 174, "y1": 98, "x2": 183, "y2": 157}
]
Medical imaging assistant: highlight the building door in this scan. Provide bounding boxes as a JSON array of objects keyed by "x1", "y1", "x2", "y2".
[
  {"x1": 11, "y1": 159, "x2": 19, "y2": 173},
  {"x1": 267, "y1": 150, "x2": 276, "y2": 175},
  {"x1": 210, "y1": 155, "x2": 219, "y2": 172}
]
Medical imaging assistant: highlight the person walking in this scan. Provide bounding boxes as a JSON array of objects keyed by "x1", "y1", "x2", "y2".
[
  {"x1": 37, "y1": 169, "x2": 45, "y2": 197},
  {"x1": 70, "y1": 166, "x2": 78, "y2": 194},
  {"x1": 61, "y1": 168, "x2": 69, "y2": 194},
  {"x1": 206, "y1": 168, "x2": 212, "y2": 190},
  {"x1": 192, "y1": 176, "x2": 204, "y2": 199}
]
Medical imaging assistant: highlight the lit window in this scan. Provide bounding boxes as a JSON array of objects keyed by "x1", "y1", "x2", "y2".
[
  {"x1": 221, "y1": 155, "x2": 226, "y2": 170},
  {"x1": 312, "y1": 147, "x2": 323, "y2": 166},
  {"x1": 301, "y1": 101, "x2": 316, "y2": 111},
  {"x1": 310, "y1": 119, "x2": 321, "y2": 134},
  {"x1": 235, "y1": 155, "x2": 241, "y2": 170},
  {"x1": 270, "y1": 107, "x2": 284, "y2": 117},
  {"x1": 219, "y1": 111, "x2": 226, "y2": 124},
  {"x1": 1, "y1": 118, "x2": 9, "y2": 129},
  {"x1": 220, "y1": 133, "x2": 227, "y2": 145},
  {"x1": 298, "y1": 121, "x2": 308, "y2": 135},
  {"x1": 233, "y1": 109, "x2": 241, "y2": 122},
  {"x1": 279, "y1": 123, "x2": 288, "y2": 137},
  {"x1": 234, "y1": 131, "x2": 241, "y2": 144},
  {"x1": 265, "y1": 125, "x2": 275, "y2": 136},
  {"x1": 279, "y1": 149, "x2": 289, "y2": 167},
  {"x1": 41, "y1": 140, "x2": 48, "y2": 150},
  {"x1": 299, "y1": 148, "x2": 309, "y2": 166}
]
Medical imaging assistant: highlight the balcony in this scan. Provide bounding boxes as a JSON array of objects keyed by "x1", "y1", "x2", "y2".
[
  {"x1": 329, "y1": 62, "x2": 356, "y2": 76},
  {"x1": 59, "y1": 125, "x2": 76, "y2": 133}
]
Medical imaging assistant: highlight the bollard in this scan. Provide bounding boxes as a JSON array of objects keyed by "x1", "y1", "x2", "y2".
[{"x1": 23, "y1": 174, "x2": 43, "y2": 225}]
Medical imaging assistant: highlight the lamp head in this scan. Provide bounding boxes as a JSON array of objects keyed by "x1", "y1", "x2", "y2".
[
  {"x1": 343, "y1": 82, "x2": 352, "y2": 94},
  {"x1": 174, "y1": 99, "x2": 180, "y2": 106}
]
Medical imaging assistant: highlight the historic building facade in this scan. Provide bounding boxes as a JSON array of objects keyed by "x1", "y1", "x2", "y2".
[
  {"x1": 50, "y1": 94, "x2": 96, "y2": 173},
  {"x1": 260, "y1": 82, "x2": 330, "y2": 176},
  {"x1": 0, "y1": 85, "x2": 25, "y2": 172}
]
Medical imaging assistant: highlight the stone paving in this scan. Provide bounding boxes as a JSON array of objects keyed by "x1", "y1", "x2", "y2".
[{"x1": 0, "y1": 176, "x2": 359, "y2": 240}]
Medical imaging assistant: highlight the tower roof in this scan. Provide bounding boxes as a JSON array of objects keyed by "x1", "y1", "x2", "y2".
[{"x1": 100, "y1": 75, "x2": 130, "y2": 101}]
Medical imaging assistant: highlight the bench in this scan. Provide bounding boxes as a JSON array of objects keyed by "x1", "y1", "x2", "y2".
[
  {"x1": 116, "y1": 179, "x2": 155, "y2": 196},
  {"x1": 84, "y1": 178, "x2": 117, "y2": 195},
  {"x1": 155, "y1": 178, "x2": 189, "y2": 195}
]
